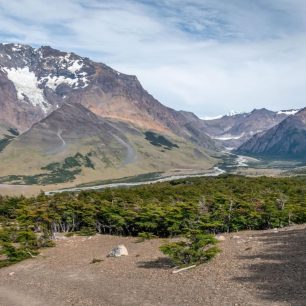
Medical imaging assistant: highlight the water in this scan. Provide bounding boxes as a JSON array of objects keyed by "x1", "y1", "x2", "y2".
[{"x1": 45, "y1": 167, "x2": 226, "y2": 195}]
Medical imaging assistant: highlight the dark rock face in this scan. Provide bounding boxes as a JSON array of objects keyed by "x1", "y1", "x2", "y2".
[{"x1": 237, "y1": 108, "x2": 306, "y2": 159}]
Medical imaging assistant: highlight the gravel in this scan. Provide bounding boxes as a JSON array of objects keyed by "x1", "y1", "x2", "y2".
[{"x1": 0, "y1": 225, "x2": 306, "y2": 306}]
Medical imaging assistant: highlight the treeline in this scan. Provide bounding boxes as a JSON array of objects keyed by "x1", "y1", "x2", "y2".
[{"x1": 1, "y1": 174, "x2": 306, "y2": 266}]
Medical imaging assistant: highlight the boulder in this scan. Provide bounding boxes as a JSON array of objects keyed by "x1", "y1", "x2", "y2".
[
  {"x1": 216, "y1": 235, "x2": 226, "y2": 241},
  {"x1": 53, "y1": 233, "x2": 68, "y2": 240},
  {"x1": 107, "y1": 245, "x2": 128, "y2": 257}
]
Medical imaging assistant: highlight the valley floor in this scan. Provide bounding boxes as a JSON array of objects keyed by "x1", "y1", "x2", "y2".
[
  {"x1": 0, "y1": 225, "x2": 306, "y2": 306},
  {"x1": 0, "y1": 168, "x2": 223, "y2": 196}
]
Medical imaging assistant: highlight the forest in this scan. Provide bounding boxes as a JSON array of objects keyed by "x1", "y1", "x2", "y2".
[{"x1": 1, "y1": 174, "x2": 306, "y2": 267}]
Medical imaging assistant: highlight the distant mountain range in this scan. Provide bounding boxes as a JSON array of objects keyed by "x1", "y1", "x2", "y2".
[
  {"x1": 237, "y1": 108, "x2": 306, "y2": 160},
  {"x1": 0, "y1": 43, "x2": 217, "y2": 186},
  {"x1": 0, "y1": 43, "x2": 304, "y2": 186},
  {"x1": 201, "y1": 108, "x2": 299, "y2": 149}
]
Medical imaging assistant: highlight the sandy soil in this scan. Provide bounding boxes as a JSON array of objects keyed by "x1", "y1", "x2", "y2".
[{"x1": 0, "y1": 225, "x2": 306, "y2": 306}]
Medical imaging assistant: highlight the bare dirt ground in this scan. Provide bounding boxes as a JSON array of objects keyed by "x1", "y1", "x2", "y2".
[{"x1": 0, "y1": 225, "x2": 306, "y2": 306}]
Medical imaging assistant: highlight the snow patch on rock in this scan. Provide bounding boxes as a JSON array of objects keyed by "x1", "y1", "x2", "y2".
[
  {"x1": 202, "y1": 115, "x2": 223, "y2": 120},
  {"x1": 39, "y1": 55, "x2": 89, "y2": 90},
  {"x1": 3, "y1": 67, "x2": 50, "y2": 113},
  {"x1": 68, "y1": 60, "x2": 84, "y2": 73},
  {"x1": 41, "y1": 75, "x2": 77, "y2": 90},
  {"x1": 277, "y1": 109, "x2": 300, "y2": 116},
  {"x1": 236, "y1": 155, "x2": 248, "y2": 167},
  {"x1": 41, "y1": 74, "x2": 89, "y2": 90},
  {"x1": 202, "y1": 110, "x2": 245, "y2": 121},
  {"x1": 212, "y1": 133, "x2": 245, "y2": 141}
]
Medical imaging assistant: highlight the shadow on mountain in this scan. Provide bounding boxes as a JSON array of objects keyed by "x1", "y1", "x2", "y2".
[
  {"x1": 137, "y1": 257, "x2": 173, "y2": 270},
  {"x1": 234, "y1": 227, "x2": 306, "y2": 305}
]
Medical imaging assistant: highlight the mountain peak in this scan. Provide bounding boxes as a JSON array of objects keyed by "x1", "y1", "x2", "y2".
[
  {"x1": 0, "y1": 43, "x2": 96, "y2": 128},
  {"x1": 0, "y1": 42, "x2": 216, "y2": 148},
  {"x1": 277, "y1": 109, "x2": 300, "y2": 116},
  {"x1": 226, "y1": 110, "x2": 242, "y2": 117},
  {"x1": 237, "y1": 107, "x2": 306, "y2": 159},
  {"x1": 201, "y1": 107, "x2": 296, "y2": 149},
  {"x1": 250, "y1": 108, "x2": 274, "y2": 115}
]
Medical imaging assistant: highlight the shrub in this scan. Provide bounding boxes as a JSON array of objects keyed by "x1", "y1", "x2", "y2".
[
  {"x1": 160, "y1": 231, "x2": 220, "y2": 268},
  {"x1": 144, "y1": 131, "x2": 179, "y2": 150},
  {"x1": 1, "y1": 242, "x2": 38, "y2": 263},
  {"x1": 137, "y1": 232, "x2": 157, "y2": 242},
  {"x1": 77, "y1": 227, "x2": 96, "y2": 236}
]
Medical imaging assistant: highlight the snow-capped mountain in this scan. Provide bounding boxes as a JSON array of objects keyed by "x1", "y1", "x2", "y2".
[
  {"x1": 0, "y1": 44, "x2": 99, "y2": 131},
  {"x1": 237, "y1": 108, "x2": 306, "y2": 159},
  {"x1": 0, "y1": 43, "x2": 217, "y2": 186},
  {"x1": 202, "y1": 110, "x2": 244, "y2": 121},
  {"x1": 0, "y1": 42, "x2": 303, "y2": 186},
  {"x1": 277, "y1": 109, "x2": 300, "y2": 116},
  {"x1": 201, "y1": 108, "x2": 295, "y2": 149},
  {"x1": 0, "y1": 43, "x2": 215, "y2": 149}
]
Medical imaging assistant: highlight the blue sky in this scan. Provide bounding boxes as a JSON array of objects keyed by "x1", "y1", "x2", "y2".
[{"x1": 0, "y1": 0, "x2": 306, "y2": 117}]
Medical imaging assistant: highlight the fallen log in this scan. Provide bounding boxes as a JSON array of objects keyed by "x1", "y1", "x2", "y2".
[{"x1": 172, "y1": 265, "x2": 196, "y2": 274}]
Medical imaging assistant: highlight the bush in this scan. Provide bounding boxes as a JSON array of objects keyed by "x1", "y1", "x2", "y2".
[
  {"x1": 1, "y1": 242, "x2": 38, "y2": 263},
  {"x1": 1, "y1": 175, "x2": 306, "y2": 267},
  {"x1": 160, "y1": 231, "x2": 220, "y2": 268},
  {"x1": 65, "y1": 232, "x2": 75, "y2": 237},
  {"x1": 137, "y1": 232, "x2": 157, "y2": 242},
  {"x1": 77, "y1": 227, "x2": 96, "y2": 236}
]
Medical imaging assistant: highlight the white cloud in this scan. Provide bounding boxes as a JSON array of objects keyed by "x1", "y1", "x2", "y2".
[{"x1": 0, "y1": 0, "x2": 306, "y2": 117}]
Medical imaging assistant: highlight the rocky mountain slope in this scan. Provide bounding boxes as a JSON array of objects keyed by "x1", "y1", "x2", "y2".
[
  {"x1": 0, "y1": 43, "x2": 217, "y2": 185},
  {"x1": 0, "y1": 43, "x2": 215, "y2": 149},
  {"x1": 201, "y1": 108, "x2": 295, "y2": 149},
  {"x1": 237, "y1": 108, "x2": 306, "y2": 159},
  {"x1": 1, "y1": 42, "x2": 302, "y2": 184}
]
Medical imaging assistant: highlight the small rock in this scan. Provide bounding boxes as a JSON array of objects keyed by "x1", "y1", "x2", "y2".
[
  {"x1": 107, "y1": 245, "x2": 128, "y2": 257},
  {"x1": 53, "y1": 233, "x2": 67, "y2": 240},
  {"x1": 8, "y1": 272, "x2": 15, "y2": 276},
  {"x1": 232, "y1": 235, "x2": 241, "y2": 239},
  {"x1": 273, "y1": 228, "x2": 279, "y2": 233},
  {"x1": 216, "y1": 235, "x2": 226, "y2": 241}
]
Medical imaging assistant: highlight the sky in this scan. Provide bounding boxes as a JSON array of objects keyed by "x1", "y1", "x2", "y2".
[{"x1": 0, "y1": 0, "x2": 305, "y2": 118}]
